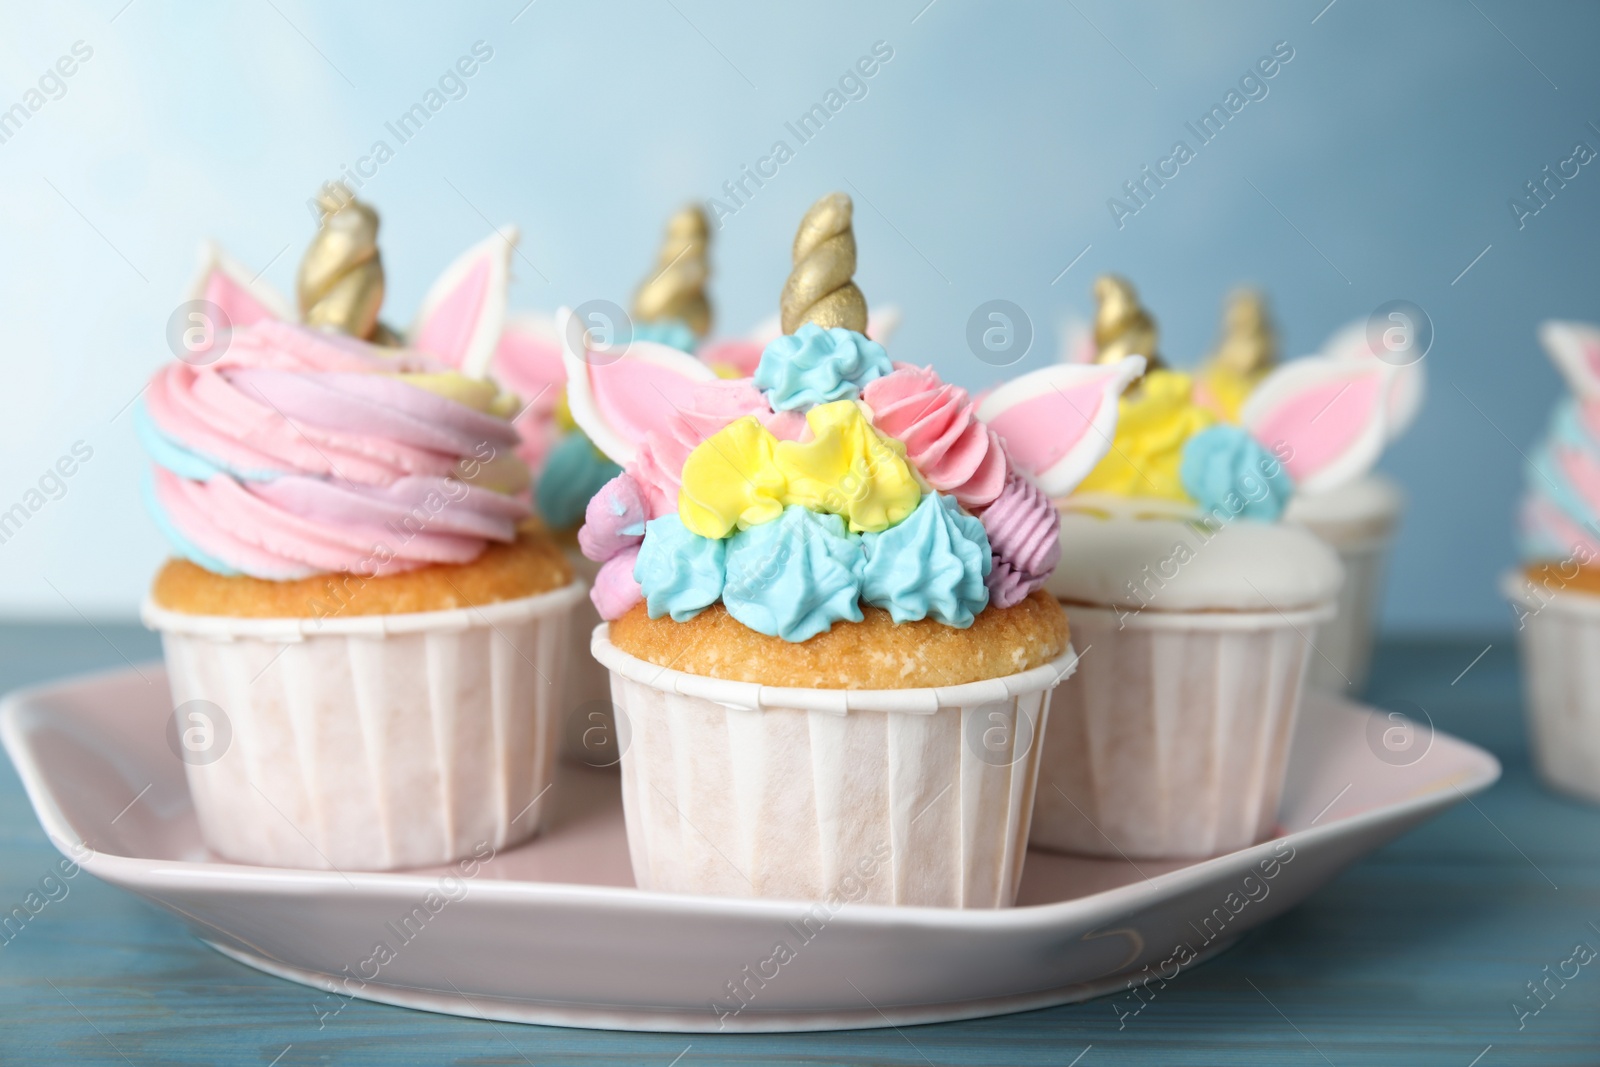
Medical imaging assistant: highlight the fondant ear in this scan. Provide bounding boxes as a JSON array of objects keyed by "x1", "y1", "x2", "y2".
[
  {"x1": 189, "y1": 241, "x2": 292, "y2": 327},
  {"x1": 976, "y1": 357, "x2": 1145, "y2": 498},
  {"x1": 1318, "y1": 319, "x2": 1426, "y2": 442},
  {"x1": 1241, "y1": 356, "x2": 1393, "y2": 494},
  {"x1": 1540, "y1": 320, "x2": 1600, "y2": 401},
  {"x1": 1057, "y1": 317, "x2": 1095, "y2": 365},
  {"x1": 867, "y1": 306, "x2": 902, "y2": 345},
  {"x1": 558, "y1": 306, "x2": 719, "y2": 466},
  {"x1": 409, "y1": 228, "x2": 516, "y2": 379},
  {"x1": 491, "y1": 311, "x2": 566, "y2": 411}
]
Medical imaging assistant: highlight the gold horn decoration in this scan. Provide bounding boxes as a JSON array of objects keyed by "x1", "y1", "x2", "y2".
[
  {"x1": 1208, "y1": 288, "x2": 1278, "y2": 378},
  {"x1": 297, "y1": 182, "x2": 388, "y2": 341},
  {"x1": 1092, "y1": 274, "x2": 1163, "y2": 371},
  {"x1": 632, "y1": 204, "x2": 713, "y2": 337},
  {"x1": 780, "y1": 192, "x2": 868, "y2": 335}
]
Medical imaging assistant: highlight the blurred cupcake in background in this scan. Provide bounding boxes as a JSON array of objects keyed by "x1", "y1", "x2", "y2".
[
  {"x1": 565, "y1": 192, "x2": 1138, "y2": 906},
  {"x1": 139, "y1": 185, "x2": 581, "y2": 871},
  {"x1": 1506, "y1": 320, "x2": 1600, "y2": 804},
  {"x1": 1194, "y1": 290, "x2": 1425, "y2": 695},
  {"x1": 988, "y1": 275, "x2": 1402, "y2": 859}
]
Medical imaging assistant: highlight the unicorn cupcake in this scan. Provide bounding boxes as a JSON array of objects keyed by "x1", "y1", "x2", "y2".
[
  {"x1": 139, "y1": 185, "x2": 582, "y2": 870},
  {"x1": 1506, "y1": 320, "x2": 1600, "y2": 803},
  {"x1": 989, "y1": 276, "x2": 1402, "y2": 859},
  {"x1": 564, "y1": 193, "x2": 1140, "y2": 906}
]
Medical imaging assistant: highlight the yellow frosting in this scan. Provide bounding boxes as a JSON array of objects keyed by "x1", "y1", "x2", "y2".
[
  {"x1": 775, "y1": 401, "x2": 920, "y2": 534},
  {"x1": 1197, "y1": 365, "x2": 1265, "y2": 423},
  {"x1": 553, "y1": 386, "x2": 576, "y2": 432},
  {"x1": 679, "y1": 416, "x2": 787, "y2": 538},
  {"x1": 396, "y1": 372, "x2": 519, "y2": 419},
  {"x1": 1077, "y1": 370, "x2": 1216, "y2": 501}
]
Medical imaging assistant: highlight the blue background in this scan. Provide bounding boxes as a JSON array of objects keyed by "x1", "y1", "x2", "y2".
[{"x1": 0, "y1": 0, "x2": 1596, "y2": 632}]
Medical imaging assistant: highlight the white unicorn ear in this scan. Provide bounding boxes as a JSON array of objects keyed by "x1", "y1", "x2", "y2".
[
  {"x1": 491, "y1": 311, "x2": 566, "y2": 397},
  {"x1": 189, "y1": 241, "x2": 292, "y2": 327},
  {"x1": 867, "y1": 306, "x2": 902, "y2": 345},
  {"x1": 409, "y1": 227, "x2": 516, "y2": 379},
  {"x1": 1319, "y1": 318, "x2": 1426, "y2": 442},
  {"x1": 976, "y1": 357, "x2": 1145, "y2": 498},
  {"x1": 1540, "y1": 320, "x2": 1600, "y2": 401},
  {"x1": 558, "y1": 306, "x2": 719, "y2": 466},
  {"x1": 1057, "y1": 317, "x2": 1095, "y2": 365},
  {"x1": 1242, "y1": 356, "x2": 1394, "y2": 494}
]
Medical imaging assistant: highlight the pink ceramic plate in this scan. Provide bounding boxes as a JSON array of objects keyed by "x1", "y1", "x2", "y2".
[{"x1": 2, "y1": 665, "x2": 1498, "y2": 1033}]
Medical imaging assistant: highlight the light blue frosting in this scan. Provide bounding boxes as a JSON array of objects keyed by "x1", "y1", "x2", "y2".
[
  {"x1": 1523, "y1": 398, "x2": 1600, "y2": 558},
  {"x1": 1180, "y1": 425, "x2": 1294, "y2": 523},
  {"x1": 754, "y1": 323, "x2": 892, "y2": 412},
  {"x1": 134, "y1": 399, "x2": 282, "y2": 482},
  {"x1": 536, "y1": 430, "x2": 622, "y2": 531},
  {"x1": 723, "y1": 506, "x2": 864, "y2": 641},
  {"x1": 861, "y1": 493, "x2": 991, "y2": 627},
  {"x1": 634, "y1": 514, "x2": 726, "y2": 622},
  {"x1": 138, "y1": 469, "x2": 240, "y2": 576},
  {"x1": 631, "y1": 319, "x2": 698, "y2": 354}
]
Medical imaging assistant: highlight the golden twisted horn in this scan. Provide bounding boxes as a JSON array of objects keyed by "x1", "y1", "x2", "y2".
[
  {"x1": 297, "y1": 182, "x2": 387, "y2": 341},
  {"x1": 632, "y1": 205, "x2": 712, "y2": 337},
  {"x1": 1209, "y1": 288, "x2": 1277, "y2": 377},
  {"x1": 780, "y1": 191, "x2": 867, "y2": 335},
  {"x1": 1093, "y1": 274, "x2": 1163, "y2": 371}
]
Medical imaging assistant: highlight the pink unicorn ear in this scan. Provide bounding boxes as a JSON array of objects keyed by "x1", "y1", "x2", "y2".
[
  {"x1": 409, "y1": 228, "x2": 516, "y2": 379},
  {"x1": 1540, "y1": 320, "x2": 1600, "y2": 401},
  {"x1": 491, "y1": 311, "x2": 566, "y2": 406},
  {"x1": 558, "y1": 306, "x2": 719, "y2": 466},
  {"x1": 189, "y1": 241, "x2": 292, "y2": 327},
  {"x1": 1242, "y1": 356, "x2": 1394, "y2": 494},
  {"x1": 1318, "y1": 319, "x2": 1426, "y2": 442},
  {"x1": 975, "y1": 357, "x2": 1146, "y2": 497}
]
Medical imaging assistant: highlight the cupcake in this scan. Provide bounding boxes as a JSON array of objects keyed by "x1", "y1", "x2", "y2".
[
  {"x1": 985, "y1": 276, "x2": 1399, "y2": 859},
  {"x1": 564, "y1": 192, "x2": 1141, "y2": 906},
  {"x1": 493, "y1": 206, "x2": 904, "y2": 764},
  {"x1": 139, "y1": 185, "x2": 581, "y2": 871},
  {"x1": 1194, "y1": 291, "x2": 1425, "y2": 694},
  {"x1": 1506, "y1": 320, "x2": 1600, "y2": 804}
]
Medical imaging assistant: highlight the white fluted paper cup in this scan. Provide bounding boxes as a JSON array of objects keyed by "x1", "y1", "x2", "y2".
[
  {"x1": 1287, "y1": 475, "x2": 1404, "y2": 695},
  {"x1": 591, "y1": 628, "x2": 1076, "y2": 908},
  {"x1": 142, "y1": 580, "x2": 585, "y2": 871},
  {"x1": 558, "y1": 552, "x2": 620, "y2": 765},
  {"x1": 1504, "y1": 571, "x2": 1600, "y2": 804},
  {"x1": 1031, "y1": 601, "x2": 1333, "y2": 860}
]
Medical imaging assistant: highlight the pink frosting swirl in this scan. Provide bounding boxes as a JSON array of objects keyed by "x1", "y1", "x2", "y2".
[
  {"x1": 579, "y1": 472, "x2": 649, "y2": 562},
  {"x1": 591, "y1": 545, "x2": 643, "y2": 619},
  {"x1": 143, "y1": 320, "x2": 529, "y2": 580},
  {"x1": 861, "y1": 364, "x2": 1007, "y2": 508},
  {"x1": 976, "y1": 472, "x2": 1061, "y2": 609}
]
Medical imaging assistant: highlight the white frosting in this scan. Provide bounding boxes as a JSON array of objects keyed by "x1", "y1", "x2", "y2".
[
  {"x1": 1285, "y1": 472, "x2": 1403, "y2": 527},
  {"x1": 1049, "y1": 513, "x2": 1343, "y2": 612}
]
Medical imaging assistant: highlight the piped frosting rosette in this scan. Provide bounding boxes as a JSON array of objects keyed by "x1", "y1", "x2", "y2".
[
  {"x1": 567, "y1": 319, "x2": 1142, "y2": 642},
  {"x1": 1521, "y1": 321, "x2": 1600, "y2": 561},
  {"x1": 140, "y1": 223, "x2": 531, "y2": 581}
]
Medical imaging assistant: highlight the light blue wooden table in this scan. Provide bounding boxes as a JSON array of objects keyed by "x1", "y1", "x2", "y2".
[{"x1": 2, "y1": 623, "x2": 1596, "y2": 1064}]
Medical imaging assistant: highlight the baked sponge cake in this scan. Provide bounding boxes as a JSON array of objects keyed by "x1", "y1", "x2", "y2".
[{"x1": 565, "y1": 192, "x2": 1143, "y2": 906}]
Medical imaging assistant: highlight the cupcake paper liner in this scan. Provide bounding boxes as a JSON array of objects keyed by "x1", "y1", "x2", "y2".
[
  {"x1": 1032, "y1": 601, "x2": 1333, "y2": 860},
  {"x1": 1303, "y1": 533, "x2": 1393, "y2": 695},
  {"x1": 591, "y1": 628, "x2": 1075, "y2": 908},
  {"x1": 143, "y1": 581, "x2": 585, "y2": 871},
  {"x1": 1504, "y1": 573, "x2": 1600, "y2": 804}
]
